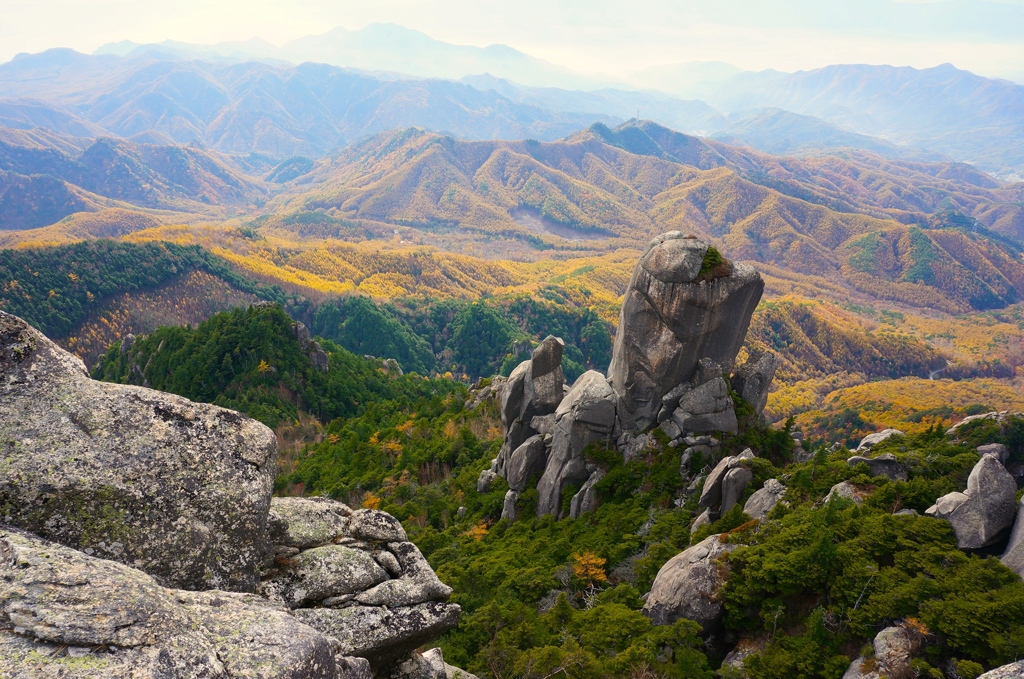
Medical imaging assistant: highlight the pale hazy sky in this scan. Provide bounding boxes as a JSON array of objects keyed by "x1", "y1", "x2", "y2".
[{"x1": 4, "y1": 0, "x2": 1024, "y2": 80}]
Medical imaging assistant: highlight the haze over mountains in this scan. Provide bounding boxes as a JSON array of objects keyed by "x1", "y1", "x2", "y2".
[{"x1": 0, "y1": 24, "x2": 1021, "y2": 180}]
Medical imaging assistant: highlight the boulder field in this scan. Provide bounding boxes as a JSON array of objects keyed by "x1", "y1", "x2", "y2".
[{"x1": 0, "y1": 310, "x2": 464, "y2": 678}]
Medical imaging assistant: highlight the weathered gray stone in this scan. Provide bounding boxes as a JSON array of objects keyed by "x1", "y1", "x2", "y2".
[
  {"x1": 643, "y1": 534, "x2": 737, "y2": 634},
  {"x1": 348, "y1": 509, "x2": 408, "y2": 543},
  {"x1": 523, "y1": 335, "x2": 565, "y2": 415},
  {"x1": 501, "y1": 490, "x2": 520, "y2": 521},
  {"x1": 743, "y1": 479, "x2": 786, "y2": 521},
  {"x1": 295, "y1": 602, "x2": 461, "y2": 669},
  {"x1": 505, "y1": 435, "x2": 548, "y2": 492},
  {"x1": 699, "y1": 450, "x2": 754, "y2": 511},
  {"x1": 608, "y1": 233, "x2": 763, "y2": 432},
  {"x1": 673, "y1": 405, "x2": 738, "y2": 435},
  {"x1": 846, "y1": 453, "x2": 907, "y2": 481},
  {"x1": 927, "y1": 455, "x2": 1017, "y2": 549},
  {"x1": 826, "y1": 481, "x2": 864, "y2": 505},
  {"x1": 978, "y1": 443, "x2": 1010, "y2": 463},
  {"x1": 855, "y1": 429, "x2": 904, "y2": 452},
  {"x1": 1000, "y1": 497, "x2": 1024, "y2": 578},
  {"x1": 840, "y1": 624, "x2": 924, "y2": 679},
  {"x1": 0, "y1": 310, "x2": 277, "y2": 592},
  {"x1": 530, "y1": 413, "x2": 557, "y2": 436},
  {"x1": 477, "y1": 469, "x2": 498, "y2": 493},
  {"x1": 570, "y1": 469, "x2": 606, "y2": 518},
  {"x1": 535, "y1": 371, "x2": 617, "y2": 517},
  {"x1": 659, "y1": 417, "x2": 683, "y2": 441},
  {"x1": 721, "y1": 467, "x2": 753, "y2": 514},
  {"x1": 422, "y1": 647, "x2": 480, "y2": 679},
  {"x1": 980, "y1": 661, "x2": 1024, "y2": 678},
  {"x1": 270, "y1": 496, "x2": 352, "y2": 550},
  {"x1": 731, "y1": 350, "x2": 779, "y2": 417},
  {"x1": 499, "y1": 360, "x2": 530, "y2": 428},
  {"x1": 338, "y1": 656, "x2": 374, "y2": 679},
  {"x1": 690, "y1": 509, "x2": 712, "y2": 534},
  {"x1": 355, "y1": 542, "x2": 451, "y2": 607},
  {"x1": 676, "y1": 377, "x2": 731, "y2": 415},
  {"x1": 274, "y1": 545, "x2": 390, "y2": 607},
  {"x1": 0, "y1": 529, "x2": 339, "y2": 678}
]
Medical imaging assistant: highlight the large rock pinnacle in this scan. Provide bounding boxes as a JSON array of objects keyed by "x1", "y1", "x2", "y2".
[{"x1": 608, "y1": 232, "x2": 764, "y2": 432}]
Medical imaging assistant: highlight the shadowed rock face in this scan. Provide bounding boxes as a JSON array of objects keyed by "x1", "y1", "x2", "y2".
[
  {"x1": 642, "y1": 533, "x2": 736, "y2": 634},
  {"x1": 926, "y1": 454, "x2": 1017, "y2": 549},
  {"x1": 608, "y1": 232, "x2": 764, "y2": 432},
  {"x1": 0, "y1": 310, "x2": 277, "y2": 592}
]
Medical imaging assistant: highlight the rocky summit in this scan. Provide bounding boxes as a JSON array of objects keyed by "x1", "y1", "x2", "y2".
[
  {"x1": 489, "y1": 233, "x2": 775, "y2": 520},
  {"x1": 0, "y1": 310, "x2": 464, "y2": 678}
]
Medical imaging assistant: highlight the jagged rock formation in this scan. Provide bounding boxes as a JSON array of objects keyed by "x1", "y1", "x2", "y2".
[
  {"x1": 1001, "y1": 497, "x2": 1024, "y2": 577},
  {"x1": 0, "y1": 310, "x2": 277, "y2": 592},
  {"x1": 642, "y1": 534, "x2": 737, "y2": 634},
  {"x1": 847, "y1": 452, "x2": 907, "y2": 481},
  {"x1": 978, "y1": 442, "x2": 1010, "y2": 463},
  {"x1": 296, "y1": 320, "x2": 330, "y2": 372},
  {"x1": 489, "y1": 235, "x2": 771, "y2": 520},
  {"x1": 0, "y1": 311, "x2": 463, "y2": 677},
  {"x1": 841, "y1": 623, "x2": 925, "y2": 679},
  {"x1": 926, "y1": 454, "x2": 1017, "y2": 549},
  {"x1": 608, "y1": 232, "x2": 763, "y2": 432}
]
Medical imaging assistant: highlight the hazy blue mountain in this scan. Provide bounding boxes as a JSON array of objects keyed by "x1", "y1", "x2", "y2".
[
  {"x1": 629, "y1": 61, "x2": 744, "y2": 98},
  {"x1": 703, "y1": 63, "x2": 1024, "y2": 179},
  {"x1": 713, "y1": 108, "x2": 949, "y2": 162},
  {"x1": 461, "y1": 74, "x2": 726, "y2": 135},
  {"x1": 95, "y1": 24, "x2": 613, "y2": 91},
  {"x1": 0, "y1": 51, "x2": 618, "y2": 157}
]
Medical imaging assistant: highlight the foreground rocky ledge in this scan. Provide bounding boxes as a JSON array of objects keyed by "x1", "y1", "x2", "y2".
[{"x1": 0, "y1": 310, "x2": 463, "y2": 677}]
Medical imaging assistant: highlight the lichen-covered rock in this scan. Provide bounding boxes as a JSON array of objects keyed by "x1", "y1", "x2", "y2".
[
  {"x1": 270, "y1": 497, "x2": 352, "y2": 550},
  {"x1": 840, "y1": 624, "x2": 924, "y2": 679},
  {"x1": 1001, "y1": 497, "x2": 1024, "y2": 578},
  {"x1": 422, "y1": 648, "x2": 479, "y2": 679},
  {"x1": 0, "y1": 310, "x2": 277, "y2": 592},
  {"x1": 501, "y1": 490, "x2": 520, "y2": 521},
  {"x1": 348, "y1": 509, "x2": 408, "y2": 543},
  {"x1": 855, "y1": 429, "x2": 903, "y2": 452},
  {"x1": 926, "y1": 454, "x2": 1017, "y2": 549},
  {"x1": 980, "y1": 661, "x2": 1024, "y2": 678},
  {"x1": 535, "y1": 371, "x2": 617, "y2": 517},
  {"x1": 731, "y1": 350, "x2": 778, "y2": 418},
  {"x1": 608, "y1": 232, "x2": 763, "y2": 432},
  {"x1": 847, "y1": 453, "x2": 907, "y2": 481},
  {"x1": 743, "y1": 479, "x2": 786, "y2": 521},
  {"x1": 270, "y1": 545, "x2": 390, "y2": 607},
  {"x1": 672, "y1": 375, "x2": 738, "y2": 435},
  {"x1": 642, "y1": 534, "x2": 737, "y2": 634},
  {"x1": 355, "y1": 542, "x2": 452, "y2": 607},
  {"x1": 0, "y1": 528, "x2": 339, "y2": 678},
  {"x1": 295, "y1": 602, "x2": 461, "y2": 670},
  {"x1": 698, "y1": 449, "x2": 755, "y2": 515},
  {"x1": 476, "y1": 469, "x2": 498, "y2": 493}
]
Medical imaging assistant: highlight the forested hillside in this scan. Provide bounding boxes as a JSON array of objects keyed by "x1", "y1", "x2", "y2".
[{"x1": 87, "y1": 303, "x2": 1024, "y2": 678}]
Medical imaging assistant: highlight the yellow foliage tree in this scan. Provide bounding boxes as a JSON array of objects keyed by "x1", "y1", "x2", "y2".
[{"x1": 572, "y1": 551, "x2": 608, "y2": 584}]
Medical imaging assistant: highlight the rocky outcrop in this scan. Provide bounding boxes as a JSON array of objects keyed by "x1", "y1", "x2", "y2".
[
  {"x1": 608, "y1": 232, "x2": 764, "y2": 432},
  {"x1": 743, "y1": 479, "x2": 786, "y2": 521},
  {"x1": 980, "y1": 661, "x2": 1024, "y2": 678},
  {"x1": 422, "y1": 648, "x2": 480, "y2": 679},
  {"x1": 855, "y1": 429, "x2": 903, "y2": 452},
  {"x1": 698, "y1": 449, "x2": 756, "y2": 519},
  {"x1": 978, "y1": 443, "x2": 1010, "y2": 463},
  {"x1": 826, "y1": 481, "x2": 866, "y2": 505},
  {"x1": 0, "y1": 310, "x2": 277, "y2": 592},
  {"x1": 0, "y1": 528, "x2": 341, "y2": 678},
  {"x1": 926, "y1": 454, "x2": 1017, "y2": 549},
  {"x1": 0, "y1": 311, "x2": 464, "y2": 678},
  {"x1": 847, "y1": 452, "x2": 907, "y2": 481},
  {"x1": 731, "y1": 350, "x2": 778, "y2": 419},
  {"x1": 535, "y1": 371, "x2": 617, "y2": 517},
  {"x1": 260, "y1": 501, "x2": 459, "y2": 671},
  {"x1": 1000, "y1": 497, "x2": 1024, "y2": 577},
  {"x1": 643, "y1": 534, "x2": 737, "y2": 634},
  {"x1": 841, "y1": 623, "x2": 925, "y2": 679},
  {"x1": 296, "y1": 321, "x2": 330, "y2": 372}
]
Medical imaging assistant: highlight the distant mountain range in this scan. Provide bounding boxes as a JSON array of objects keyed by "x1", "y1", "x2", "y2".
[{"x1": 3, "y1": 33, "x2": 1023, "y2": 179}]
